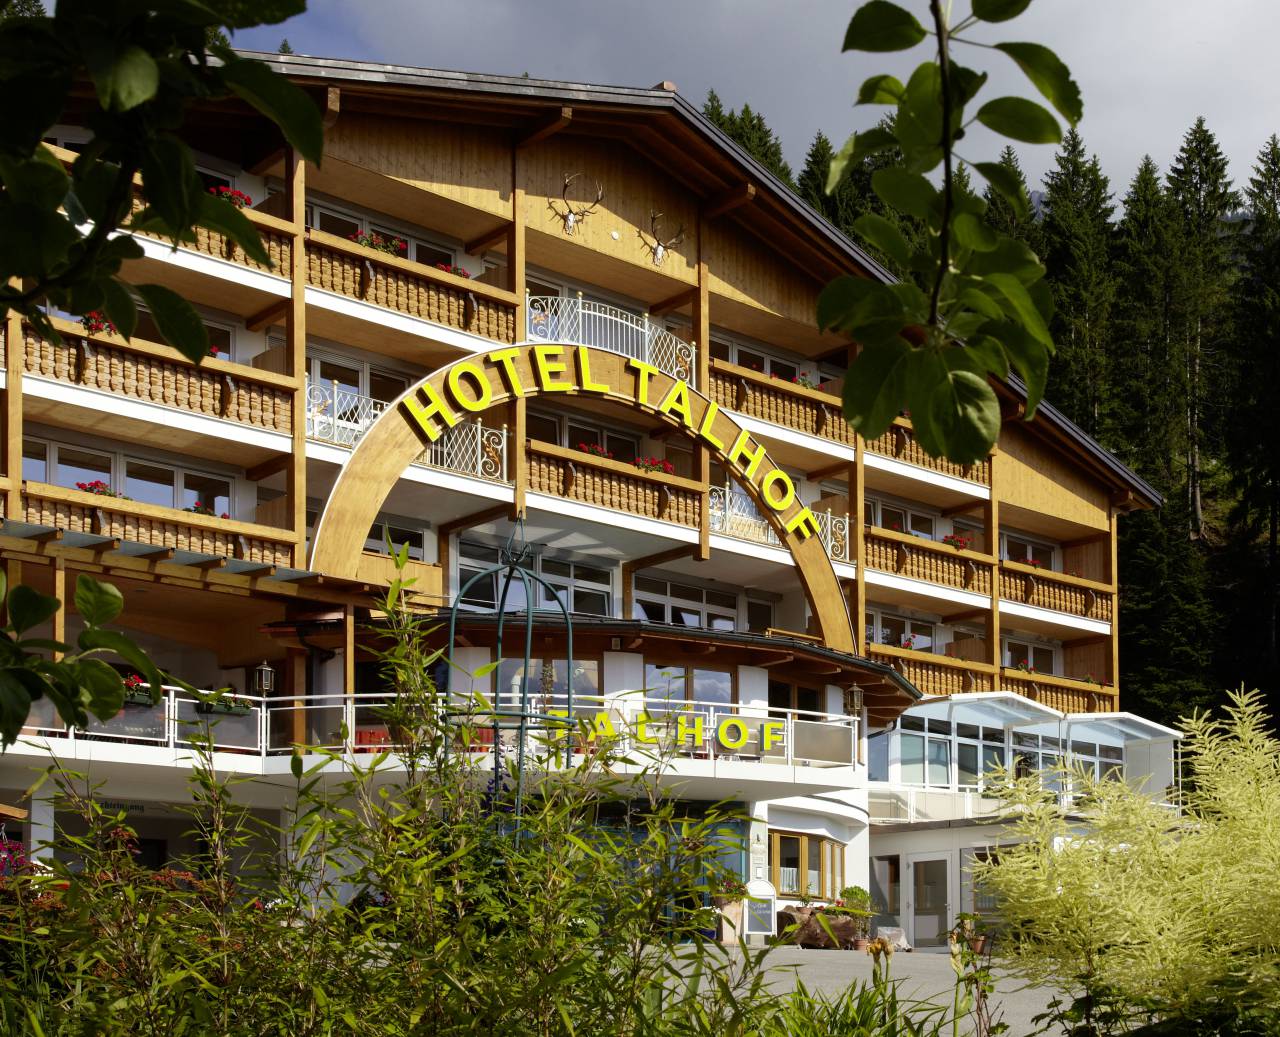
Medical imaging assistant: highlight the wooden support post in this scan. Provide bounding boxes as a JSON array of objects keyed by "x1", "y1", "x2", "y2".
[
  {"x1": 510, "y1": 396, "x2": 526, "y2": 520},
  {"x1": 5, "y1": 300, "x2": 23, "y2": 522},
  {"x1": 288, "y1": 647, "x2": 307, "y2": 748},
  {"x1": 987, "y1": 455, "x2": 1002, "y2": 687},
  {"x1": 852, "y1": 449, "x2": 865, "y2": 655},
  {"x1": 285, "y1": 149, "x2": 308, "y2": 569},
  {"x1": 344, "y1": 603, "x2": 355, "y2": 698},
  {"x1": 621, "y1": 545, "x2": 697, "y2": 620},
  {"x1": 51, "y1": 559, "x2": 65, "y2": 657},
  {"x1": 1109, "y1": 508, "x2": 1120, "y2": 693},
  {"x1": 694, "y1": 208, "x2": 711, "y2": 562},
  {"x1": 510, "y1": 146, "x2": 526, "y2": 339}
]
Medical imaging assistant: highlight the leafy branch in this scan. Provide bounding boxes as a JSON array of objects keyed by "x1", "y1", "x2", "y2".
[{"x1": 821, "y1": 0, "x2": 1082, "y2": 462}]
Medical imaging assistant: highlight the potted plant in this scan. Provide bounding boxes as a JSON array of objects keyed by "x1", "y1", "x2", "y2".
[
  {"x1": 208, "y1": 185, "x2": 252, "y2": 209},
  {"x1": 75, "y1": 479, "x2": 131, "y2": 499},
  {"x1": 634, "y1": 456, "x2": 675, "y2": 475},
  {"x1": 941, "y1": 532, "x2": 971, "y2": 551},
  {"x1": 711, "y1": 873, "x2": 747, "y2": 910},
  {"x1": 184, "y1": 500, "x2": 231, "y2": 519},
  {"x1": 840, "y1": 885, "x2": 874, "y2": 950},
  {"x1": 80, "y1": 310, "x2": 117, "y2": 336},
  {"x1": 577, "y1": 441, "x2": 613, "y2": 461},
  {"x1": 952, "y1": 911, "x2": 992, "y2": 955},
  {"x1": 195, "y1": 692, "x2": 252, "y2": 717},
  {"x1": 348, "y1": 230, "x2": 407, "y2": 257},
  {"x1": 435, "y1": 262, "x2": 470, "y2": 278}
]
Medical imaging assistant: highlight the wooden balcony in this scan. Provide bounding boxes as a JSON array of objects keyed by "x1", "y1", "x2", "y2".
[
  {"x1": 23, "y1": 483, "x2": 295, "y2": 566},
  {"x1": 864, "y1": 418, "x2": 991, "y2": 486},
  {"x1": 707, "y1": 359, "x2": 854, "y2": 447},
  {"x1": 133, "y1": 202, "x2": 296, "y2": 278},
  {"x1": 864, "y1": 526, "x2": 995, "y2": 595},
  {"x1": 304, "y1": 228, "x2": 518, "y2": 344},
  {"x1": 999, "y1": 560, "x2": 1114, "y2": 623},
  {"x1": 27, "y1": 319, "x2": 294, "y2": 434},
  {"x1": 868, "y1": 644, "x2": 997, "y2": 695},
  {"x1": 527, "y1": 441, "x2": 702, "y2": 528},
  {"x1": 999, "y1": 669, "x2": 1117, "y2": 713}
]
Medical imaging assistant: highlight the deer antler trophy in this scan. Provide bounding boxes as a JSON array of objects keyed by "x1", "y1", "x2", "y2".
[
  {"x1": 548, "y1": 172, "x2": 603, "y2": 235},
  {"x1": 641, "y1": 210, "x2": 685, "y2": 267}
]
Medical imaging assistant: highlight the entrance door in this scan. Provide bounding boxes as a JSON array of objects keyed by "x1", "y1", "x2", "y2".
[{"x1": 907, "y1": 854, "x2": 951, "y2": 948}]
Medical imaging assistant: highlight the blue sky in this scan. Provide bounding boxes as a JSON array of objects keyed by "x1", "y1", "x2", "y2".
[{"x1": 234, "y1": 0, "x2": 1280, "y2": 203}]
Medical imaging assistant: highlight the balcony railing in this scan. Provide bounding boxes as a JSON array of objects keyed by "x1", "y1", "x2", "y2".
[
  {"x1": 708, "y1": 483, "x2": 853, "y2": 563},
  {"x1": 868, "y1": 645, "x2": 998, "y2": 696},
  {"x1": 528, "y1": 441, "x2": 701, "y2": 527},
  {"x1": 707, "y1": 360, "x2": 853, "y2": 448},
  {"x1": 864, "y1": 419, "x2": 991, "y2": 486},
  {"x1": 864, "y1": 526, "x2": 995, "y2": 594},
  {"x1": 22, "y1": 483, "x2": 295, "y2": 566},
  {"x1": 999, "y1": 669, "x2": 1117, "y2": 713},
  {"x1": 526, "y1": 295, "x2": 696, "y2": 386},
  {"x1": 305, "y1": 380, "x2": 510, "y2": 484},
  {"x1": 868, "y1": 784, "x2": 1002, "y2": 824},
  {"x1": 21, "y1": 690, "x2": 857, "y2": 770},
  {"x1": 999, "y1": 560, "x2": 1114, "y2": 622}
]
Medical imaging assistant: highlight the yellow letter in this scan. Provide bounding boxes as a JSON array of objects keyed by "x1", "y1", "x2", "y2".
[
  {"x1": 577, "y1": 346, "x2": 610, "y2": 394},
  {"x1": 656, "y1": 380, "x2": 694, "y2": 427},
  {"x1": 697, "y1": 401, "x2": 726, "y2": 452},
  {"x1": 546, "y1": 707, "x2": 569, "y2": 741},
  {"x1": 589, "y1": 711, "x2": 616, "y2": 741},
  {"x1": 761, "y1": 468, "x2": 795, "y2": 511},
  {"x1": 533, "y1": 345, "x2": 574, "y2": 392},
  {"x1": 403, "y1": 382, "x2": 459, "y2": 442},
  {"x1": 726, "y1": 429, "x2": 766, "y2": 480},
  {"x1": 627, "y1": 358, "x2": 660, "y2": 406},
  {"x1": 634, "y1": 711, "x2": 658, "y2": 744},
  {"x1": 676, "y1": 712, "x2": 705, "y2": 747},
  {"x1": 785, "y1": 507, "x2": 820, "y2": 540},
  {"x1": 761, "y1": 720, "x2": 785, "y2": 751},
  {"x1": 718, "y1": 716, "x2": 749, "y2": 750},
  {"x1": 487, "y1": 347, "x2": 525, "y2": 397},
  {"x1": 447, "y1": 362, "x2": 492, "y2": 412}
]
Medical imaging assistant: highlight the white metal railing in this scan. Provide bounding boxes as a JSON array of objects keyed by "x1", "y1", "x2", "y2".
[
  {"x1": 305, "y1": 379, "x2": 389, "y2": 448},
  {"x1": 526, "y1": 294, "x2": 697, "y2": 386},
  {"x1": 708, "y1": 484, "x2": 852, "y2": 564},
  {"x1": 416, "y1": 418, "x2": 510, "y2": 484},
  {"x1": 18, "y1": 690, "x2": 857, "y2": 769}
]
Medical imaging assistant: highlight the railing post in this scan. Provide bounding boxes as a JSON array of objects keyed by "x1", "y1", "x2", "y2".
[{"x1": 167, "y1": 688, "x2": 177, "y2": 750}]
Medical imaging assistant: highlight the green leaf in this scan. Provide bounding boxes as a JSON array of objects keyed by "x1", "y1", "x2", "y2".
[
  {"x1": 975, "y1": 97, "x2": 1062, "y2": 144},
  {"x1": 78, "y1": 628, "x2": 163, "y2": 698},
  {"x1": 843, "y1": 340, "x2": 913, "y2": 439},
  {"x1": 871, "y1": 168, "x2": 936, "y2": 219},
  {"x1": 972, "y1": 161, "x2": 1030, "y2": 220},
  {"x1": 826, "y1": 127, "x2": 896, "y2": 194},
  {"x1": 842, "y1": 1, "x2": 927, "y2": 51},
  {"x1": 195, "y1": 190, "x2": 270, "y2": 266},
  {"x1": 140, "y1": 136, "x2": 200, "y2": 238},
  {"x1": 817, "y1": 275, "x2": 877, "y2": 331},
  {"x1": 982, "y1": 273, "x2": 1053, "y2": 346},
  {"x1": 857, "y1": 74, "x2": 905, "y2": 105},
  {"x1": 983, "y1": 318, "x2": 1051, "y2": 415},
  {"x1": 220, "y1": 58, "x2": 323, "y2": 166},
  {"x1": 896, "y1": 63, "x2": 945, "y2": 172},
  {"x1": 995, "y1": 43, "x2": 1082, "y2": 125},
  {"x1": 965, "y1": 236, "x2": 1044, "y2": 284},
  {"x1": 99, "y1": 278, "x2": 137, "y2": 342},
  {"x1": 953, "y1": 212, "x2": 998, "y2": 252},
  {"x1": 927, "y1": 369, "x2": 1002, "y2": 464},
  {"x1": 854, "y1": 214, "x2": 910, "y2": 270},
  {"x1": 972, "y1": 0, "x2": 1031, "y2": 21},
  {"x1": 0, "y1": 151, "x2": 69, "y2": 210},
  {"x1": 78, "y1": 658, "x2": 126, "y2": 721},
  {"x1": 0, "y1": 670, "x2": 34, "y2": 748},
  {"x1": 101, "y1": 45, "x2": 161, "y2": 111},
  {"x1": 132, "y1": 283, "x2": 209, "y2": 363},
  {"x1": 7, "y1": 585, "x2": 60, "y2": 635},
  {"x1": 74, "y1": 574, "x2": 123, "y2": 628},
  {"x1": 963, "y1": 335, "x2": 1011, "y2": 379}
]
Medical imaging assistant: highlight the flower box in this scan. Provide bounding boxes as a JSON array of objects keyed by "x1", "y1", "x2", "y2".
[
  {"x1": 122, "y1": 688, "x2": 155, "y2": 707},
  {"x1": 195, "y1": 699, "x2": 252, "y2": 717}
]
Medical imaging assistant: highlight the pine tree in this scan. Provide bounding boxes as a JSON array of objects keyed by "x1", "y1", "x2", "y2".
[
  {"x1": 701, "y1": 90, "x2": 795, "y2": 189},
  {"x1": 1040, "y1": 129, "x2": 1116, "y2": 437},
  {"x1": 0, "y1": 0, "x2": 44, "y2": 16},
  {"x1": 278, "y1": 38, "x2": 294, "y2": 54},
  {"x1": 1166, "y1": 117, "x2": 1241, "y2": 537},
  {"x1": 1224, "y1": 136, "x2": 1280, "y2": 690},
  {"x1": 982, "y1": 145, "x2": 1042, "y2": 255}
]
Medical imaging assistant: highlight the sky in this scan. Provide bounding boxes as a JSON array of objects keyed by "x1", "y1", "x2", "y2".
[{"x1": 235, "y1": 0, "x2": 1280, "y2": 205}]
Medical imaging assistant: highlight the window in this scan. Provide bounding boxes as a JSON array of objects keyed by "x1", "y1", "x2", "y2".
[
  {"x1": 1004, "y1": 638, "x2": 1057, "y2": 675},
  {"x1": 898, "y1": 715, "x2": 952, "y2": 786},
  {"x1": 310, "y1": 354, "x2": 410, "y2": 410},
  {"x1": 956, "y1": 722, "x2": 1007, "y2": 788},
  {"x1": 867, "y1": 497, "x2": 937, "y2": 539},
  {"x1": 642, "y1": 663, "x2": 733, "y2": 712},
  {"x1": 868, "y1": 729, "x2": 890, "y2": 781},
  {"x1": 458, "y1": 543, "x2": 612, "y2": 617},
  {"x1": 768, "y1": 680, "x2": 822, "y2": 718},
  {"x1": 711, "y1": 335, "x2": 816, "y2": 385},
  {"x1": 1002, "y1": 531, "x2": 1056, "y2": 570},
  {"x1": 22, "y1": 440, "x2": 47, "y2": 482},
  {"x1": 633, "y1": 576, "x2": 737, "y2": 630},
  {"x1": 529, "y1": 409, "x2": 640, "y2": 462},
  {"x1": 1069, "y1": 740, "x2": 1124, "y2": 781},
  {"x1": 746, "y1": 599, "x2": 774, "y2": 634},
  {"x1": 495, "y1": 657, "x2": 600, "y2": 713},
  {"x1": 57, "y1": 446, "x2": 111, "y2": 489},
  {"x1": 867, "y1": 609, "x2": 935, "y2": 653},
  {"x1": 366, "y1": 520, "x2": 427, "y2": 561},
  {"x1": 1013, "y1": 732, "x2": 1064, "y2": 791},
  {"x1": 770, "y1": 831, "x2": 844, "y2": 900},
  {"x1": 307, "y1": 200, "x2": 456, "y2": 269},
  {"x1": 134, "y1": 309, "x2": 234, "y2": 359}
]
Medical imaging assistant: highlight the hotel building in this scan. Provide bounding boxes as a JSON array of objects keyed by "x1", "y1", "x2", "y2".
[{"x1": 1, "y1": 55, "x2": 1179, "y2": 947}]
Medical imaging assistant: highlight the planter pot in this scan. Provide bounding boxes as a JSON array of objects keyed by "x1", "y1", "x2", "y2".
[
  {"x1": 195, "y1": 701, "x2": 252, "y2": 717},
  {"x1": 122, "y1": 689, "x2": 154, "y2": 707},
  {"x1": 852, "y1": 937, "x2": 869, "y2": 951},
  {"x1": 968, "y1": 935, "x2": 991, "y2": 955},
  {"x1": 717, "y1": 898, "x2": 744, "y2": 945}
]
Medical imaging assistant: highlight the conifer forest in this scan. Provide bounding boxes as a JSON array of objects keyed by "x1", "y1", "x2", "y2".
[{"x1": 705, "y1": 92, "x2": 1280, "y2": 729}]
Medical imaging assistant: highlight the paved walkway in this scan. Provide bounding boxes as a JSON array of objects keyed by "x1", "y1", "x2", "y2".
[{"x1": 760, "y1": 947, "x2": 1061, "y2": 1035}]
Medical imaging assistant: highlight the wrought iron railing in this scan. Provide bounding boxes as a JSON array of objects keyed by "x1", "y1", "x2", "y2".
[
  {"x1": 304, "y1": 379, "x2": 509, "y2": 484},
  {"x1": 526, "y1": 294, "x2": 697, "y2": 385},
  {"x1": 709, "y1": 483, "x2": 852, "y2": 563}
]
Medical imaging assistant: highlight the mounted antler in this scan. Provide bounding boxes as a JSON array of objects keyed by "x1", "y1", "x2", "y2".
[
  {"x1": 642, "y1": 210, "x2": 685, "y2": 266},
  {"x1": 548, "y1": 172, "x2": 604, "y2": 235}
]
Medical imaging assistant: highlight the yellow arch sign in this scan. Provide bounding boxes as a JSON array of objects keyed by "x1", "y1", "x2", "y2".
[{"x1": 310, "y1": 344, "x2": 854, "y2": 654}]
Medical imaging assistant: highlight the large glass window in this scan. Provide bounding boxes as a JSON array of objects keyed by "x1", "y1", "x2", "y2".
[
  {"x1": 458, "y1": 544, "x2": 611, "y2": 616},
  {"x1": 643, "y1": 663, "x2": 733, "y2": 712},
  {"x1": 57, "y1": 446, "x2": 111, "y2": 490},
  {"x1": 1004, "y1": 638, "x2": 1057, "y2": 675},
  {"x1": 770, "y1": 831, "x2": 844, "y2": 900},
  {"x1": 494, "y1": 658, "x2": 601, "y2": 713},
  {"x1": 868, "y1": 609, "x2": 935, "y2": 653},
  {"x1": 768, "y1": 680, "x2": 823, "y2": 718},
  {"x1": 367, "y1": 520, "x2": 427, "y2": 561},
  {"x1": 898, "y1": 715, "x2": 954, "y2": 787},
  {"x1": 1002, "y1": 532, "x2": 1056, "y2": 570},
  {"x1": 867, "y1": 497, "x2": 938, "y2": 539},
  {"x1": 22, "y1": 440, "x2": 47, "y2": 482},
  {"x1": 125, "y1": 461, "x2": 176, "y2": 508},
  {"x1": 634, "y1": 576, "x2": 737, "y2": 631}
]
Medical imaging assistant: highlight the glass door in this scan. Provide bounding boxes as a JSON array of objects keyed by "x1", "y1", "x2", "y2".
[{"x1": 907, "y1": 854, "x2": 951, "y2": 949}]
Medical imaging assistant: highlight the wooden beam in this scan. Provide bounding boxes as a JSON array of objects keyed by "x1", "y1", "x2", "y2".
[
  {"x1": 245, "y1": 298, "x2": 289, "y2": 333},
  {"x1": 648, "y1": 287, "x2": 697, "y2": 317},
  {"x1": 807, "y1": 460, "x2": 850, "y2": 482},
  {"x1": 758, "y1": 652, "x2": 795, "y2": 669},
  {"x1": 516, "y1": 106, "x2": 572, "y2": 149},
  {"x1": 27, "y1": 529, "x2": 63, "y2": 544},
  {"x1": 131, "y1": 546, "x2": 175, "y2": 562},
  {"x1": 465, "y1": 222, "x2": 513, "y2": 256},
  {"x1": 703, "y1": 182, "x2": 756, "y2": 221},
  {"x1": 621, "y1": 544, "x2": 696, "y2": 619},
  {"x1": 189, "y1": 557, "x2": 228, "y2": 572},
  {"x1": 245, "y1": 455, "x2": 290, "y2": 483},
  {"x1": 942, "y1": 608, "x2": 988, "y2": 625},
  {"x1": 439, "y1": 504, "x2": 509, "y2": 539},
  {"x1": 323, "y1": 86, "x2": 340, "y2": 128},
  {"x1": 236, "y1": 563, "x2": 278, "y2": 579},
  {"x1": 88, "y1": 538, "x2": 121, "y2": 556},
  {"x1": 286, "y1": 148, "x2": 308, "y2": 569},
  {"x1": 1063, "y1": 530, "x2": 1111, "y2": 549},
  {"x1": 940, "y1": 500, "x2": 982, "y2": 518},
  {"x1": 245, "y1": 145, "x2": 285, "y2": 178},
  {"x1": 1109, "y1": 489, "x2": 1135, "y2": 508}
]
